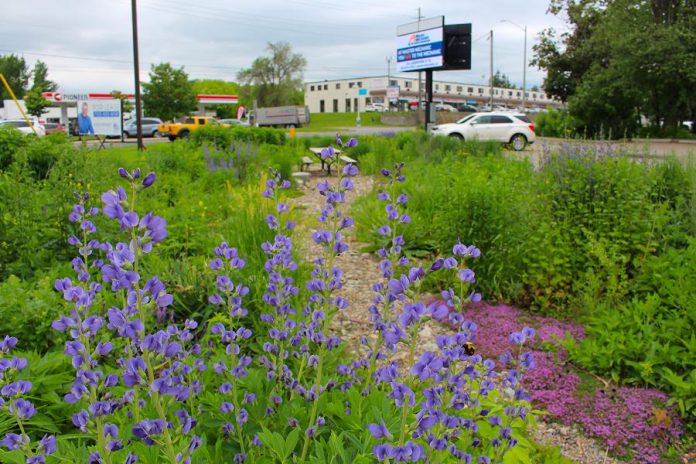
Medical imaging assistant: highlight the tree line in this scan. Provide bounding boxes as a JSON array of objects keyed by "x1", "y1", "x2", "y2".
[
  {"x1": 0, "y1": 42, "x2": 306, "y2": 122},
  {"x1": 532, "y1": 0, "x2": 696, "y2": 137}
]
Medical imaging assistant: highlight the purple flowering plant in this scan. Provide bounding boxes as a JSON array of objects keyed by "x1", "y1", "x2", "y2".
[{"x1": 0, "y1": 137, "x2": 539, "y2": 463}]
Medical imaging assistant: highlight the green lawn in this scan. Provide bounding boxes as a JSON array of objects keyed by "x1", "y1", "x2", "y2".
[{"x1": 298, "y1": 112, "x2": 413, "y2": 132}]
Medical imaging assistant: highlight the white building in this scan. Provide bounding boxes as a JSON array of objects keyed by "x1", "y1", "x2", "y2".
[
  {"x1": 304, "y1": 75, "x2": 557, "y2": 114},
  {"x1": 1, "y1": 99, "x2": 76, "y2": 122}
]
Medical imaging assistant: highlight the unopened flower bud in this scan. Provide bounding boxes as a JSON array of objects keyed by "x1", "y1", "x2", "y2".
[{"x1": 142, "y1": 172, "x2": 156, "y2": 188}]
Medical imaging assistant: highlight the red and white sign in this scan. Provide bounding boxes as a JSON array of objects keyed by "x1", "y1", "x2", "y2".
[
  {"x1": 196, "y1": 94, "x2": 238, "y2": 104},
  {"x1": 41, "y1": 92, "x2": 238, "y2": 105},
  {"x1": 236, "y1": 105, "x2": 246, "y2": 120}
]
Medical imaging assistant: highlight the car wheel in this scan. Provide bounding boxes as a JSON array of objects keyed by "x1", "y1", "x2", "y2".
[
  {"x1": 449, "y1": 133, "x2": 464, "y2": 140},
  {"x1": 124, "y1": 131, "x2": 130, "y2": 138},
  {"x1": 167, "y1": 135, "x2": 176, "y2": 142},
  {"x1": 151, "y1": 130, "x2": 158, "y2": 137},
  {"x1": 178, "y1": 129, "x2": 190, "y2": 139},
  {"x1": 510, "y1": 134, "x2": 527, "y2": 151}
]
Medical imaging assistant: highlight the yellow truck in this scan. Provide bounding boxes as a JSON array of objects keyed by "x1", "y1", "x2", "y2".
[{"x1": 158, "y1": 116, "x2": 225, "y2": 141}]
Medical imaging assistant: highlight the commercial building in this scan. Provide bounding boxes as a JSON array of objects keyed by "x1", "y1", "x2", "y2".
[{"x1": 304, "y1": 75, "x2": 557, "y2": 114}]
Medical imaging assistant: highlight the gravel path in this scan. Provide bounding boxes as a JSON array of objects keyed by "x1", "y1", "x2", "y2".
[{"x1": 292, "y1": 170, "x2": 622, "y2": 464}]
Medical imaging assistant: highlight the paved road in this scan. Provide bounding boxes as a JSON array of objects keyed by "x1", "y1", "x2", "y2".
[{"x1": 512, "y1": 137, "x2": 696, "y2": 168}]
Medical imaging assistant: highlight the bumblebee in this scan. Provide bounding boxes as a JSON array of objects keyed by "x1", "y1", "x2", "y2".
[{"x1": 463, "y1": 342, "x2": 476, "y2": 356}]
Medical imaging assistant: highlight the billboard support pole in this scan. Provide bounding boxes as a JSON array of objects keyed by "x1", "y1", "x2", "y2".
[
  {"x1": 424, "y1": 69, "x2": 433, "y2": 132},
  {"x1": 131, "y1": 0, "x2": 144, "y2": 150}
]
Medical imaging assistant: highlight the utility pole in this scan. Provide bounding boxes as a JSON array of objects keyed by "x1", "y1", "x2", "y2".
[
  {"x1": 522, "y1": 25, "x2": 527, "y2": 108},
  {"x1": 386, "y1": 56, "x2": 392, "y2": 112},
  {"x1": 131, "y1": 0, "x2": 144, "y2": 150},
  {"x1": 489, "y1": 30, "x2": 494, "y2": 109}
]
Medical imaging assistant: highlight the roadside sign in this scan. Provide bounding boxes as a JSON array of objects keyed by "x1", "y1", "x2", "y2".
[
  {"x1": 76, "y1": 99, "x2": 121, "y2": 136},
  {"x1": 358, "y1": 88, "x2": 368, "y2": 96}
]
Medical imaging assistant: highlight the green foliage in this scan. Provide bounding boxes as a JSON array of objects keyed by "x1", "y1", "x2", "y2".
[
  {"x1": 23, "y1": 87, "x2": 50, "y2": 119},
  {"x1": 534, "y1": 107, "x2": 577, "y2": 138},
  {"x1": 190, "y1": 125, "x2": 287, "y2": 148},
  {"x1": 569, "y1": 237, "x2": 696, "y2": 430},
  {"x1": 0, "y1": 135, "x2": 306, "y2": 351},
  {"x1": 534, "y1": 0, "x2": 696, "y2": 137},
  {"x1": 142, "y1": 63, "x2": 198, "y2": 122},
  {"x1": 237, "y1": 42, "x2": 306, "y2": 107},
  {"x1": 492, "y1": 70, "x2": 516, "y2": 89},
  {"x1": 0, "y1": 54, "x2": 31, "y2": 102},
  {"x1": 354, "y1": 152, "x2": 536, "y2": 300},
  {"x1": 0, "y1": 275, "x2": 65, "y2": 352},
  {"x1": 31, "y1": 60, "x2": 57, "y2": 93},
  {"x1": 0, "y1": 125, "x2": 28, "y2": 170}
]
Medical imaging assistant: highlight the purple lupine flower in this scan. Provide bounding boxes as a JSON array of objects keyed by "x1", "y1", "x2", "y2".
[
  {"x1": 367, "y1": 419, "x2": 392, "y2": 439},
  {"x1": 373, "y1": 444, "x2": 393, "y2": 461},
  {"x1": 0, "y1": 433, "x2": 28, "y2": 450}
]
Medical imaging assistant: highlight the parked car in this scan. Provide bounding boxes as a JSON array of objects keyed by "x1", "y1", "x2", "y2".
[
  {"x1": 0, "y1": 119, "x2": 45, "y2": 136},
  {"x1": 365, "y1": 103, "x2": 387, "y2": 113},
  {"x1": 435, "y1": 104, "x2": 458, "y2": 112},
  {"x1": 219, "y1": 118, "x2": 251, "y2": 127},
  {"x1": 123, "y1": 117, "x2": 164, "y2": 138},
  {"x1": 43, "y1": 122, "x2": 66, "y2": 135},
  {"x1": 429, "y1": 112, "x2": 536, "y2": 151},
  {"x1": 458, "y1": 105, "x2": 478, "y2": 113}
]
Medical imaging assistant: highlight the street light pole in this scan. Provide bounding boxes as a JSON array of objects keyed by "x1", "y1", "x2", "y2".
[
  {"x1": 386, "y1": 56, "x2": 392, "y2": 112},
  {"x1": 522, "y1": 25, "x2": 527, "y2": 108},
  {"x1": 501, "y1": 20, "x2": 528, "y2": 109},
  {"x1": 489, "y1": 30, "x2": 494, "y2": 109}
]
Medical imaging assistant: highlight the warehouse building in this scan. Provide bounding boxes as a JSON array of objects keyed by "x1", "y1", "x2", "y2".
[{"x1": 304, "y1": 75, "x2": 557, "y2": 113}]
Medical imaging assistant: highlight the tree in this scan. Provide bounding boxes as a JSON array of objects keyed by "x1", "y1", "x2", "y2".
[
  {"x1": 237, "y1": 42, "x2": 306, "y2": 107},
  {"x1": 532, "y1": 0, "x2": 696, "y2": 135},
  {"x1": 531, "y1": 85, "x2": 540, "y2": 92},
  {"x1": 142, "y1": 63, "x2": 197, "y2": 122},
  {"x1": 31, "y1": 61, "x2": 57, "y2": 92},
  {"x1": 0, "y1": 54, "x2": 31, "y2": 105},
  {"x1": 24, "y1": 87, "x2": 50, "y2": 118},
  {"x1": 491, "y1": 71, "x2": 515, "y2": 88}
]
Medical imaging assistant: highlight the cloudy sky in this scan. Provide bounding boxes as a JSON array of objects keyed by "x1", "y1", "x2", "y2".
[{"x1": 2, "y1": 0, "x2": 568, "y2": 93}]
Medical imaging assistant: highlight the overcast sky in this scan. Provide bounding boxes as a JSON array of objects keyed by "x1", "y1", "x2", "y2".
[{"x1": 2, "y1": 0, "x2": 568, "y2": 93}]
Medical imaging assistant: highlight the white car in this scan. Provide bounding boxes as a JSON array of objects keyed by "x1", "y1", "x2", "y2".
[
  {"x1": 435, "y1": 104, "x2": 458, "y2": 112},
  {"x1": 430, "y1": 112, "x2": 536, "y2": 151},
  {"x1": 365, "y1": 103, "x2": 387, "y2": 113},
  {"x1": 0, "y1": 118, "x2": 46, "y2": 136}
]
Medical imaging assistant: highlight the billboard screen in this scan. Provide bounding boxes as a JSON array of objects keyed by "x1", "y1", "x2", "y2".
[
  {"x1": 76, "y1": 99, "x2": 121, "y2": 136},
  {"x1": 396, "y1": 27, "x2": 443, "y2": 72}
]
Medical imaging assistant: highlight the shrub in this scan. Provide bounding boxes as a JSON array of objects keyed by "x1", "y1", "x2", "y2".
[
  {"x1": 534, "y1": 107, "x2": 577, "y2": 138},
  {"x1": 0, "y1": 126, "x2": 27, "y2": 171},
  {"x1": 570, "y1": 239, "x2": 696, "y2": 430},
  {"x1": 190, "y1": 125, "x2": 287, "y2": 148},
  {"x1": 0, "y1": 274, "x2": 65, "y2": 352}
]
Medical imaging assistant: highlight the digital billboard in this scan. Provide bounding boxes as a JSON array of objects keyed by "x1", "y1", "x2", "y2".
[
  {"x1": 76, "y1": 99, "x2": 121, "y2": 136},
  {"x1": 396, "y1": 27, "x2": 443, "y2": 72}
]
